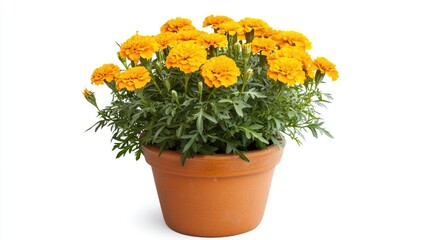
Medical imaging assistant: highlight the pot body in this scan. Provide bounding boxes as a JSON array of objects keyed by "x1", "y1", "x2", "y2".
[{"x1": 144, "y1": 145, "x2": 283, "y2": 237}]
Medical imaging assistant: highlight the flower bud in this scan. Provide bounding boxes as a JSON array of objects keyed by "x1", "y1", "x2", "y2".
[
  {"x1": 83, "y1": 88, "x2": 98, "y2": 109},
  {"x1": 243, "y1": 68, "x2": 254, "y2": 83},
  {"x1": 117, "y1": 52, "x2": 128, "y2": 69},
  {"x1": 198, "y1": 81, "x2": 203, "y2": 101},
  {"x1": 242, "y1": 43, "x2": 252, "y2": 67},
  {"x1": 233, "y1": 42, "x2": 241, "y2": 57},
  {"x1": 171, "y1": 90, "x2": 179, "y2": 104},
  {"x1": 156, "y1": 50, "x2": 165, "y2": 62},
  {"x1": 242, "y1": 43, "x2": 252, "y2": 58},
  {"x1": 155, "y1": 60, "x2": 164, "y2": 76},
  {"x1": 82, "y1": 88, "x2": 92, "y2": 98},
  {"x1": 198, "y1": 81, "x2": 203, "y2": 94}
]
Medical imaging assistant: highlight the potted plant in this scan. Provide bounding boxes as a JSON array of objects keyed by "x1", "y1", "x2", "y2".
[{"x1": 83, "y1": 15, "x2": 339, "y2": 237}]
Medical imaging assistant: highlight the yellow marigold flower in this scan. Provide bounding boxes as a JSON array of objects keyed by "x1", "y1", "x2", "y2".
[
  {"x1": 201, "y1": 55, "x2": 240, "y2": 88},
  {"x1": 312, "y1": 57, "x2": 339, "y2": 80},
  {"x1": 197, "y1": 33, "x2": 228, "y2": 48},
  {"x1": 239, "y1": 17, "x2": 271, "y2": 37},
  {"x1": 271, "y1": 30, "x2": 312, "y2": 50},
  {"x1": 269, "y1": 47, "x2": 315, "y2": 78},
  {"x1": 251, "y1": 37, "x2": 278, "y2": 56},
  {"x1": 217, "y1": 21, "x2": 245, "y2": 40},
  {"x1": 203, "y1": 15, "x2": 234, "y2": 30},
  {"x1": 91, "y1": 63, "x2": 120, "y2": 85},
  {"x1": 119, "y1": 34, "x2": 159, "y2": 64},
  {"x1": 160, "y1": 17, "x2": 196, "y2": 33},
  {"x1": 155, "y1": 32, "x2": 178, "y2": 50},
  {"x1": 176, "y1": 30, "x2": 204, "y2": 43},
  {"x1": 267, "y1": 57, "x2": 306, "y2": 86},
  {"x1": 166, "y1": 41, "x2": 207, "y2": 74},
  {"x1": 116, "y1": 66, "x2": 151, "y2": 91}
]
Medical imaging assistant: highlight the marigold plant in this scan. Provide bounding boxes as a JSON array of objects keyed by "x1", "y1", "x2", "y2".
[{"x1": 83, "y1": 15, "x2": 339, "y2": 164}]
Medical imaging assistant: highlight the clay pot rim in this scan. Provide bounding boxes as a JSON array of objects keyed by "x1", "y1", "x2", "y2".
[{"x1": 143, "y1": 144, "x2": 283, "y2": 177}]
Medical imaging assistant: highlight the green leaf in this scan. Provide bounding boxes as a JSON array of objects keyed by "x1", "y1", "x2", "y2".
[
  {"x1": 153, "y1": 126, "x2": 165, "y2": 142},
  {"x1": 219, "y1": 99, "x2": 233, "y2": 103},
  {"x1": 135, "y1": 150, "x2": 142, "y2": 160},
  {"x1": 226, "y1": 142, "x2": 233, "y2": 153},
  {"x1": 233, "y1": 100, "x2": 251, "y2": 117},
  {"x1": 130, "y1": 113, "x2": 141, "y2": 125},
  {"x1": 242, "y1": 88, "x2": 267, "y2": 99},
  {"x1": 176, "y1": 124, "x2": 184, "y2": 138},
  {"x1": 183, "y1": 134, "x2": 197, "y2": 153},
  {"x1": 203, "y1": 112, "x2": 217, "y2": 123},
  {"x1": 196, "y1": 108, "x2": 204, "y2": 135},
  {"x1": 235, "y1": 149, "x2": 249, "y2": 162},
  {"x1": 309, "y1": 126, "x2": 318, "y2": 138},
  {"x1": 249, "y1": 124, "x2": 264, "y2": 130},
  {"x1": 238, "y1": 126, "x2": 269, "y2": 144}
]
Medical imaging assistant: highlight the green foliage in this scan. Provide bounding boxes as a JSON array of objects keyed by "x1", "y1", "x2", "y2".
[
  {"x1": 85, "y1": 21, "x2": 338, "y2": 165},
  {"x1": 88, "y1": 52, "x2": 333, "y2": 164}
]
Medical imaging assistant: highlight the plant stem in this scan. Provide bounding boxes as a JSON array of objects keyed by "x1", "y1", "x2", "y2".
[
  {"x1": 152, "y1": 78, "x2": 163, "y2": 95},
  {"x1": 277, "y1": 83, "x2": 286, "y2": 97},
  {"x1": 184, "y1": 74, "x2": 190, "y2": 94},
  {"x1": 207, "y1": 88, "x2": 217, "y2": 101},
  {"x1": 240, "y1": 78, "x2": 247, "y2": 95}
]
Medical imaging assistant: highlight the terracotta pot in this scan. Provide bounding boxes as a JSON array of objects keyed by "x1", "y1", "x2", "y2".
[{"x1": 143, "y1": 145, "x2": 283, "y2": 237}]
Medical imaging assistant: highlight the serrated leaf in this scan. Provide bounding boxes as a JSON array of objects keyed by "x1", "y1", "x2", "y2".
[
  {"x1": 243, "y1": 88, "x2": 267, "y2": 99},
  {"x1": 234, "y1": 104, "x2": 244, "y2": 117},
  {"x1": 233, "y1": 100, "x2": 251, "y2": 117}
]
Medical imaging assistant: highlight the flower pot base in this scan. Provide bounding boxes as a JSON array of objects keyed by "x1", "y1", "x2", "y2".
[{"x1": 144, "y1": 145, "x2": 283, "y2": 237}]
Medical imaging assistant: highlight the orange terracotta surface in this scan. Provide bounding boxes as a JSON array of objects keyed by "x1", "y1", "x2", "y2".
[{"x1": 144, "y1": 145, "x2": 283, "y2": 237}]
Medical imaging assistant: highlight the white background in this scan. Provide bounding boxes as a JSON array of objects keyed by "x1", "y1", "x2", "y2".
[{"x1": 1, "y1": 0, "x2": 428, "y2": 239}]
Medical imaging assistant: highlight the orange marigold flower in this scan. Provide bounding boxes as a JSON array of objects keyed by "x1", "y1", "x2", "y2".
[
  {"x1": 269, "y1": 47, "x2": 315, "y2": 78},
  {"x1": 160, "y1": 17, "x2": 196, "y2": 33},
  {"x1": 312, "y1": 57, "x2": 339, "y2": 80},
  {"x1": 197, "y1": 33, "x2": 228, "y2": 48},
  {"x1": 239, "y1": 17, "x2": 271, "y2": 37},
  {"x1": 258, "y1": 27, "x2": 276, "y2": 38},
  {"x1": 91, "y1": 63, "x2": 120, "y2": 85},
  {"x1": 217, "y1": 21, "x2": 245, "y2": 39},
  {"x1": 155, "y1": 32, "x2": 178, "y2": 50},
  {"x1": 203, "y1": 15, "x2": 234, "y2": 30},
  {"x1": 116, "y1": 66, "x2": 151, "y2": 91},
  {"x1": 166, "y1": 41, "x2": 207, "y2": 74},
  {"x1": 251, "y1": 37, "x2": 278, "y2": 56},
  {"x1": 201, "y1": 55, "x2": 240, "y2": 88},
  {"x1": 267, "y1": 57, "x2": 306, "y2": 86},
  {"x1": 271, "y1": 30, "x2": 312, "y2": 50},
  {"x1": 176, "y1": 30, "x2": 204, "y2": 43},
  {"x1": 119, "y1": 34, "x2": 159, "y2": 64}
]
